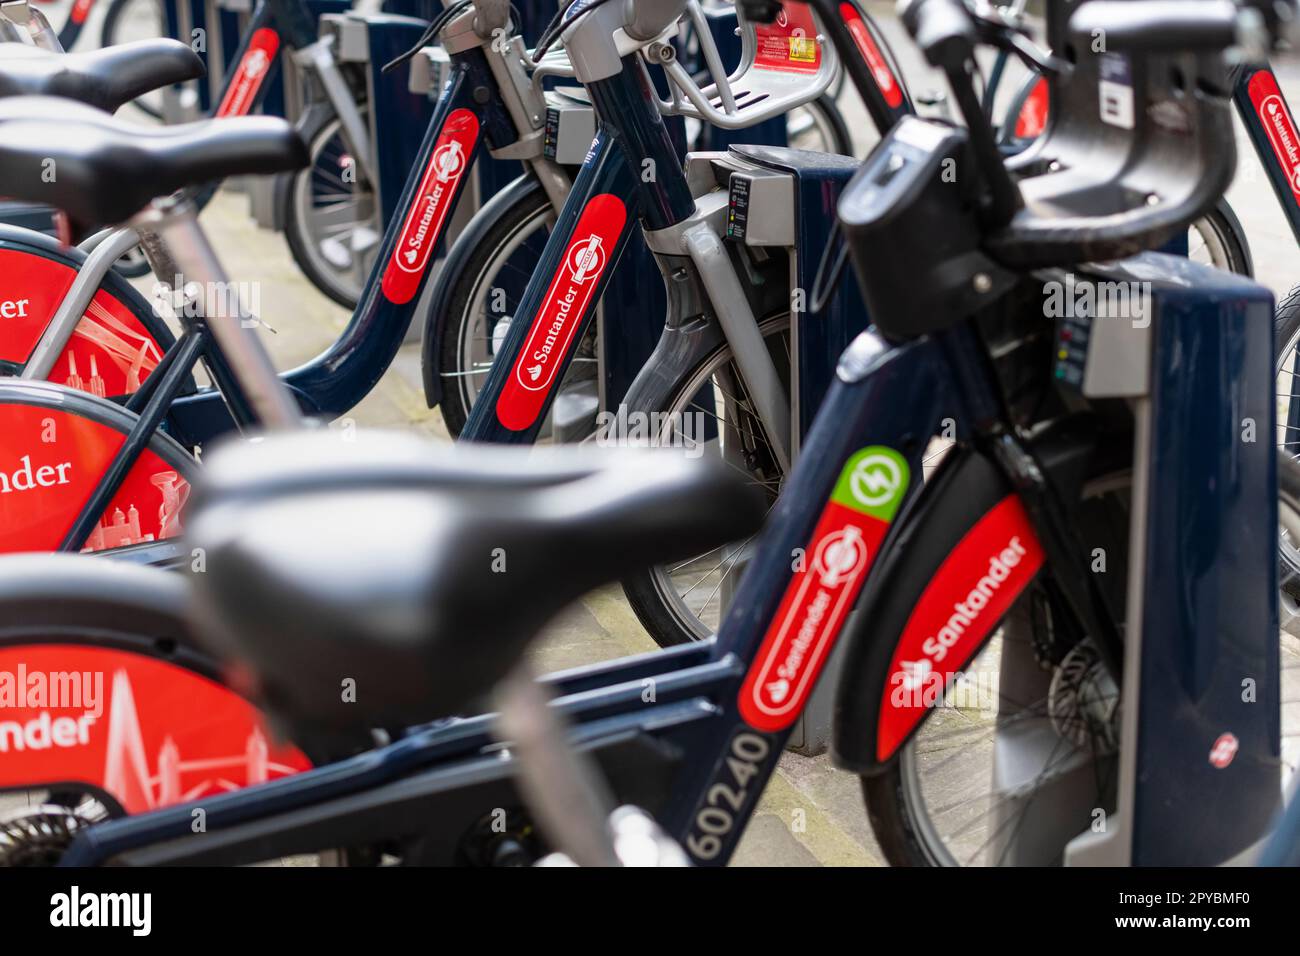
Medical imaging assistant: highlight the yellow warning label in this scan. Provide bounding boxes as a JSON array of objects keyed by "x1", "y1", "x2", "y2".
[{"x1": 789, "y1": 36, "x2": 816, "y2": 63}]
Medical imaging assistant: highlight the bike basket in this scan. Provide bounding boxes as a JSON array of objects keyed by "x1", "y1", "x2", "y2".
[{"x1": 655, "y1": 0, "x2": 840, "y2": 129}]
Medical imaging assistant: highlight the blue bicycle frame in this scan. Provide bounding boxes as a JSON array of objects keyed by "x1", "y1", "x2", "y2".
[
  {"x1": 59, "y1": 240, "x2": 1280, "y2": 866},
  {"x1": 460, "y1": 53, "x2": 693, "y2": 443}
]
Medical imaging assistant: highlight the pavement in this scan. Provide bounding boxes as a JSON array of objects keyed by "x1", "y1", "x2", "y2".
[{"x1": 26, "y1": 0, "x2": 1300, "y2": 866}]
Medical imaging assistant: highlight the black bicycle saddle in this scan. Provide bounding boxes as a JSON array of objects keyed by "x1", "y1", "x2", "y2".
[
  {"x1": 0, "y1": 38, "x2": 204, "y2": 113},
  {"x1": 0, "y1": 96, "x2": 307, "y2": 225},
  {"x1": 184, "y1": 431, "x2": 766, "y2": 737}
]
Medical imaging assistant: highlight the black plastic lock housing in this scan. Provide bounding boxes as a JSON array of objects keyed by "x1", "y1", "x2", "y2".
[{"x1": 838, "y1": 116, "x2": 1013, "y2": 341}]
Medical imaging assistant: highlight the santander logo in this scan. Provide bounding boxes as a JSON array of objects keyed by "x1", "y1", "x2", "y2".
[
  {"x1": 756, "y1": 527, "x2": 868, "y2": 713},
  {"x1": 494, "y1": 194, "x2": 627, "y2": 431},
  {"x1": 1209, "y1": 732, "x2": 1239, "y2": 769},
  {"x1": 516, "y1": 236, "x2": 606, "y2": 389},
  {"x1": 398, "y1": 141, "x2": 466, "y2": 271},
  {"x1": 381, "y1": 109, "x2": 479, "y2": 305},
  {"x1": 876, "y1": 494, "x2": 1044, "y2": 761},
  {"x1": 1263, "y1": 96, "x2": 1300, "y2": 193},
  {"x1": 0, "y1": 646, "x2": 311, "y2": 815},
  {"x1": 918, "y1": 535, "x2": 1029, "y2": 665},
  {"x1": 1250, "y1": 71, "x2": 1300, "y2": 198},
  {"x1": 244, "y1": 49, "x2": 270, "y2": 80},
  {"x1": 565, "y1": 235, "x2": 606, "y2": 284},
  {"x1": 216, "y1": 29, "x2": 280, "y2": 118},
  {"x1": 0, "y1": 455, "x2": 73, "y2": 495}
]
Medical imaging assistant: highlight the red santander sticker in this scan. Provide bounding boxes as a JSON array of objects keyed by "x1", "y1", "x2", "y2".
[
  {"x1": 839, "y1": 3, "x2": 901, "y2": 108},
  {"x1": 1209, "y1": 732, "x2": 1239, "y2": 769},
  {"x1": 381, "y1": 109, "x2": 480, "y2": 305},
  {"x1": 495, "y1": 193, "x2": 626, "y2": 432},
  {"x1": 216, "y1": 28, "x2": 280, "y2": 118},
  {"x1": 876, "y1": 494, "x2": 1044, "y2": 761},
  {"x1": 70, "y1": 0, "x2": 94, "y2": 25},
  {"x1": 738, "y1": 447, "x2": 909, "y2": 732},
  {"x1": 0, "y1": 645, "x2": 309, "y2": 814},
  {"x1": 1249, "y1": 70, "x2": 1300, "y2": 200}
]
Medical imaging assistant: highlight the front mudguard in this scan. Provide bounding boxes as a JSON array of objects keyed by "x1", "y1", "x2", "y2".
[
  {"x1": 612, "y1": 254, "x2": 740, "y2": 419},
  {"x1": 419, "y1": 172, "x2": 548, "y2": 409},
  {"x1": 831, "y1": 444, "x2": 1043, "y2": 775}
]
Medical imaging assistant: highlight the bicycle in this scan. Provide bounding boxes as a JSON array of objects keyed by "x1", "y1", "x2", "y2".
[{"x1": 0, "y1": 0, "x2": 1291, "y2": 867}]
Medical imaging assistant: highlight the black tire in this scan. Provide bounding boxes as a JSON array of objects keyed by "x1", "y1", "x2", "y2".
[
  {"x1": 1275, "y1": 283, "x2": 1300, "y2": 378},
  {"x1": 110, "y1": 243, "x2": 151, "y2": 280},
  {"x1": 1189, "y1": 199, "x2": 1252, "y2": 276},
  {"x1": 434, "y1": 184, "x2": 557, "y2": 437},
  {"x1": 620, "y1": 313, "x2": 790, "y2": 648},
  {"x1": 99, "y1": 0, "x2": 167, "y2": 121},
  {"x1": 1282, "y1": 452, "x2": 1300, "y2": 511},
  {"x1": 280, "y1": 107, "x2": 377, "y2": 310}
]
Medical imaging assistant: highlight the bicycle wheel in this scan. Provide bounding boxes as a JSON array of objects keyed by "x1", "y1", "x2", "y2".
[
  {"x1": 430, "y1": 182, "x2": 599, "y2": 441},
  {"x1": 619, "y1": 313, "x2": 790, "y2": 647},
  {"x1": 281, "y1": 108, "x2": 380, "y2": 309},
  {"x1": 99, "y1": 0, "x2": 168, "y2": 121},
  {"x1": 785, "y1": 94, "x2": 855, "y2": 155}
]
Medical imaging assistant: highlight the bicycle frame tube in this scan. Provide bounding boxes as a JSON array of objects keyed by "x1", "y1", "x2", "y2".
[
  {"x1": 460, "y1": 55, "x2": 693, "y2": 444},
  {"x1": 209, "y1": 2, "x2": 295, "y2": 122},
  {"x1": 169, "y1": 45, "x2": 513, "y2": 442},
  {"x1": 55, "y1": 0, "x2": 95, "y2": 50},
  {"x1": 1234, "y1": 63, "x2": 1300, "y2": 245}
]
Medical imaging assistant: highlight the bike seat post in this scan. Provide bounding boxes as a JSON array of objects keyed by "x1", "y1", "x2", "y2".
[
  {"x1": 0, "y1": 0, "x2": 61, "y2": 51},
  {"x1": 493, "y1": 666, "x2": 622, "y2": 867},
  {"x1": 131, "y1": 197, "x2": 302, "y2": 431}
]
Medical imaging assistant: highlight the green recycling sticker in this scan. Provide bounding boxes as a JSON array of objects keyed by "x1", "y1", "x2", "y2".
[{"x1": 830, "y1": 446, "x2": 910, "y2": 523}]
